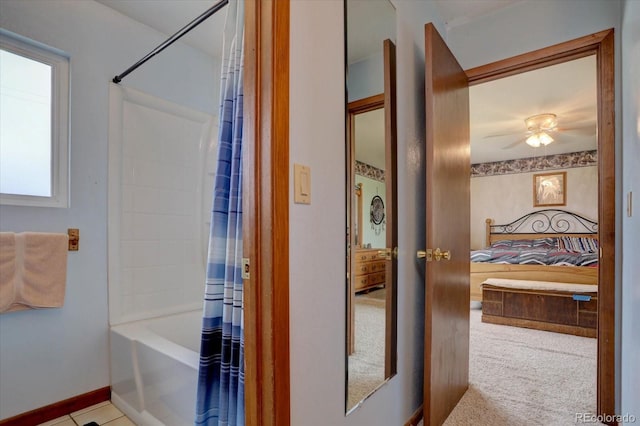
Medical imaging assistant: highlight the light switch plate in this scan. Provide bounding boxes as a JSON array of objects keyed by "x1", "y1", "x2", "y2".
[{"x1": 294, "y1": 163, "x2": 311, "y2": 204}]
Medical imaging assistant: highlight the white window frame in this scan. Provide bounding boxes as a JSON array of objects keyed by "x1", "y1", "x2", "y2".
[{"x1": 0, "y1": 30, "x2": 70, "y2": 208}]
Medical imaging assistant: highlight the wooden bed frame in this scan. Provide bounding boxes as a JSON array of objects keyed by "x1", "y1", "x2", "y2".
[{"x1": 470, "y1": 209, "x2": 599, "y2": 301}]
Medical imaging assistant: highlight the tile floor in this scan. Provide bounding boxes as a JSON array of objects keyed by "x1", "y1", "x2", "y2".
[{"x1": 37, "y1": 401, "x2": 136, "y2": 426}]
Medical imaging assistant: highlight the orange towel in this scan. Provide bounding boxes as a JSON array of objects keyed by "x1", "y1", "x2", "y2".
[{"x1": 0, "y1": 232, "x2": 69, "y2": 313}]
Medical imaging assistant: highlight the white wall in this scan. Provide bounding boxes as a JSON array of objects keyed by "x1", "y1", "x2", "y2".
[
  {"x1": 289, "y1": 2, "x2": 347, "y2": 423},
  {"x1": 621, "y1": 0, "x2": 640, "y2": 418},
  {"x1": 348, "y1": 53, "x2": 384, "y2": 102},
  {"x1": 470, "y1": 166, "x2": 598, "y2": 249},
  {"x1": 445, "y1": 0, "x2": 627, "y2": 414},
  {"x1": 289, "y1": 0, "x2": 445, "y2": 424},
  {"x1": 0, "y1": 0, "x2": 218, "y2": 419}
]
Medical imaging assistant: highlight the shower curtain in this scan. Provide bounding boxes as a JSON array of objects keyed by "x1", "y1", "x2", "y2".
[{"x1": 196, "y1": 1, "x2": 245, "y2": 425}]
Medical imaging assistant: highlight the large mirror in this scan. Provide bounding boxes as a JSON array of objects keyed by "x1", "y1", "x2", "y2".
[{"x1": 345, "y1": 0, "x2": 397, "y2": 413}]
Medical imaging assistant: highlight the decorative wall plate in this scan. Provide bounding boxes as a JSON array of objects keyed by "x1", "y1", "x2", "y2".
[{"x1": 370, "y1": 195, "x2": 385, "y2": 225}]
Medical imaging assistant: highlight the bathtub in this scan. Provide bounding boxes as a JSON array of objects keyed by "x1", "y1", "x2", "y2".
[{"x1": 110, "y1": 310, "x2": 202, "y2": 426}]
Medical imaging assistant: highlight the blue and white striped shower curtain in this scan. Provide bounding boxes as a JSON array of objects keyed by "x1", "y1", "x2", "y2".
[{"x1": 196, "y1": 1, "x2": 245, "y2": 425}]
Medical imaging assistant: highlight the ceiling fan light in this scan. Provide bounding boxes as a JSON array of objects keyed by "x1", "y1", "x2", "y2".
[
  {"x1": 526, "y1": 131, "x2": 554, "y2": 148},
  {"x1": 526, "y1": 133, "x2": 541, "y2": 147},
  {"x1": 539, "y1": 131, "x2": 554, "y2": 145}
]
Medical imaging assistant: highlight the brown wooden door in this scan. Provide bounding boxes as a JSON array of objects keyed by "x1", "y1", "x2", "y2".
[{"x1": 423, "y1": 23, "x2": 471, "y2": 426}]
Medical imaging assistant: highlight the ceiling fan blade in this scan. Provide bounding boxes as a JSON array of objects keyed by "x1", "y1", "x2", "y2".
[
  {"x1": 554, "y1": 124, "x2": 596, "y2": 135},
  {"x1": 483, "y1": 130, "x2": 521, "y2": 139},
  {"x1": 501, "y1": 137, "x2": 527, "y2": 150}
]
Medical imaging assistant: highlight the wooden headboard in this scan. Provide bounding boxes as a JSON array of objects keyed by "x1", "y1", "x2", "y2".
[{"x1": 485, "y1": 209, "x2": 598, "y2": 247}]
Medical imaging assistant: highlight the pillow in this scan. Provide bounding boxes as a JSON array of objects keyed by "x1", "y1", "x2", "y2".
[
  {"x1": 558, "y1": 236, "x2": 599, "y2": 253},
  {"x1": 490, "y1": 239, "x2": 514, "y2": 248},
  {"x1": 531, "y1": 237, "x2": 557, "y2": 248},
  {"x1": 510, "y1": 240, "x2": 534, "y2": 248}
]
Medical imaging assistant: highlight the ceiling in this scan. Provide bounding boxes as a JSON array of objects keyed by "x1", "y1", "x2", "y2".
[
  {"x1": 433, "y1": 0, "x2": 524, "y2": 28},
  {"x1": 95, "y1": 0, "x2": 525, "y2": 61},
  {"x1": 355, "y1": 108, "x2": 386, "y2": 170},
  {"x1": 347, "y1": 0, "x2": 524, "y2": 65},
  {"x1": 347, "y1": 0, "x2": 396, "y2": 65},
  {"x1": 97, "y1": 0, "x2": 597, "y2": 164},
  {"x1": 470, "y1": 55, "x2": 597, "y2": 164},
  {"x1": 95, "y1": 0, "x2": 226, "y2": 59}
]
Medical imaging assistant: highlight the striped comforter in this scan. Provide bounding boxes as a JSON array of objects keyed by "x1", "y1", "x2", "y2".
[
  {"x1": 470, "y1": 247, "x2": 598, "y2": 267},
  {"x1": 471, "y1": 237, "x2": 599, "y2": 267}
]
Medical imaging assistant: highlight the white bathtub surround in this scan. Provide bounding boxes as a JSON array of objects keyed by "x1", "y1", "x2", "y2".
[
  {"x1": 110, "y1": 310, "x2": 201, "y2": 426},
  {"x1": 108, "y1": 85, "x2": 217, "y2": 325},
  {"x1": 107, "y1": 85, "x2": 216, "y2": 425}
]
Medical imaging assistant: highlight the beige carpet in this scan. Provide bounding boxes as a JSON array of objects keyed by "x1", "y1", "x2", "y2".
[
  {"x1": 357, "y1": 287, "x2": 386, "y2": 304},
  {"x1": 347, "y1": 291, "x2": 386, "y2": 411},
  {"x1": 443, "y1": 309, "x2": 600, "y2": 425}
]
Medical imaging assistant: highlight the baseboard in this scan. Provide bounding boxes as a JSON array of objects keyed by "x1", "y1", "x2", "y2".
[
  {"x1": 0, "y1": 386, "x2": 111, "y2": 426},
  {"x1": 405, "y1": 404, "x2": 423, "y2": 426}
]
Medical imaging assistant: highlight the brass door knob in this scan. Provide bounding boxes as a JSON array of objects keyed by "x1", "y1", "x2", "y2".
[
  {"x1": 378, "y1": 247, "x2": 399, "y2": 260},
  {"x1": 417, "y1": 248, "x2": 450, "y2": 261},
  {"x1": 433, "y1": 248, "x2": 451, "y2": 261}
]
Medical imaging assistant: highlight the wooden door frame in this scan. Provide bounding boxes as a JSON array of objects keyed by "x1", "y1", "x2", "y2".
[
  {"x1": 465, "y1": 28, "x2": 616, "y2": 419},
  {"x1": 244, "y1": 0, "x2": 290, "y2": 425}
]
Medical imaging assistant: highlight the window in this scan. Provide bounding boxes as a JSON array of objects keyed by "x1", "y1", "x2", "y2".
[{"x1": 0, "y1": 31, "x2": 69, "y2": 207}]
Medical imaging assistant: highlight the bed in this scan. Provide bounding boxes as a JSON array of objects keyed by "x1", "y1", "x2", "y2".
[
  {"x1": 470, "y1": 209, "x2": 599, "y2": 301},
  {"x1": 470, "y1": 209, "x2": 599, "y2": 337}
]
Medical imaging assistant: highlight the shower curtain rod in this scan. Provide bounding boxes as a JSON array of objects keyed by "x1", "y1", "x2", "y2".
[{"x1": 112, "y1": 0, "x2": 229, "y2": 84}]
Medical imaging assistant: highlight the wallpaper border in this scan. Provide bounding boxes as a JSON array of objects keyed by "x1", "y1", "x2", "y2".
[
  {"x1": 355, "y1": 160, "x2": 385, "y2": 182},
  {"x1": 471, "y1": 150, "x2": 597, "y2": 178}
]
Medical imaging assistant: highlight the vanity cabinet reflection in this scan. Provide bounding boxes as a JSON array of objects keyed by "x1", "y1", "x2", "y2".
[{"x1": 353, "y1": 248, "x2": 386, "y2": 292}]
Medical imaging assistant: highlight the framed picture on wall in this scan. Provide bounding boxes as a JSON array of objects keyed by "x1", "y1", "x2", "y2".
[{"x1": 533, "y1": 171, "x2": 566, "y2": 207}]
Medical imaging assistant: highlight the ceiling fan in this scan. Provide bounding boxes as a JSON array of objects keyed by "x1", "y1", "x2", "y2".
[
  {"x1": 484, "y1": 112, "x2": 596, "y2": 150},
  {"x1": 523, "y1": 113, "x2": 558, "y2": 147}
]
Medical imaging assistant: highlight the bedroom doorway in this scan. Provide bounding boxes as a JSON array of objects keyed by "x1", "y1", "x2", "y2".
[{"x1": 465, "y1": 29, "x2": 615, "y2": 419}]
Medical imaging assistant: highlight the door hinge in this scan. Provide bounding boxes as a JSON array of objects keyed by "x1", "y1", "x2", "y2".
[{"x1": 242, "y1": 258, "x2": 250, "y2": 280}]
